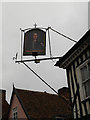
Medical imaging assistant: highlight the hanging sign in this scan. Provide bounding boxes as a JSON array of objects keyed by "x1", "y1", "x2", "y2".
[{"x1": 23, "y1": 28, "x2": 46, "y2": 56}]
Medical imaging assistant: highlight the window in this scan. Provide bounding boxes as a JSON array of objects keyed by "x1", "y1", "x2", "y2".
[
  {"x1": 80, "y1": 61, "x2": 90, "y2": 98},
  {"x1": 13, "y1": 107, "x2": 18, "y2": 120}
]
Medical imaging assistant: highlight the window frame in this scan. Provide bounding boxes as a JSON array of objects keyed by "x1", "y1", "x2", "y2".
[
  {"x1": 76, "y1": 58, "x2": 90, "y2": 101},
  {"x1": 12, "y1": 107, "x2": 18, "y2": 120}
]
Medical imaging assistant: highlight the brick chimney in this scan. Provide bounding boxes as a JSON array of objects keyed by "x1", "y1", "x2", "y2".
[
  {"x1": 58, "y1": 87, "x2": 70, "y2": 100},
  {"x1": 88, "y1": 1, "x2": 90, "y2": 29},
  {"x1": 58, "y1": 87, "x2": 69, "y2": 95}
]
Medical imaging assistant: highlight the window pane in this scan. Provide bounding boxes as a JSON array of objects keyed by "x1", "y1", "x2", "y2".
[
  {"x1": 81, "y1": 68, "x2": 85, "y2": 81},
  {"x1": 84, "y1": 79, "x2": 90, "y2": 97},
  {"x1": 84, "y1": 66, "x2": 88, "y2": 80},
  {"x1": 81, "y1": 66, "x2": 88, "y2": 81},
  {"x1": 14, "y1": 112, "x2": 17, "y2": 120}
]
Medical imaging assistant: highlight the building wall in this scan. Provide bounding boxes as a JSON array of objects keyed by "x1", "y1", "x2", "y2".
[
  {"x1": 66, "y1": 45, "x2": 90, "y2": 119},
  {"x1": 8, "y1": 94, "x2": 27, "y2": 119},
  {"x1": 0, "y1": 90, "x2": 9, "y2": 119}
]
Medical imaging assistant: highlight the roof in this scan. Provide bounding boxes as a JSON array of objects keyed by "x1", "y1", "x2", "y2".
[
  {"x1": 9, "y1": 86, "x2": 72, "y2": 119},
  {"x1": 55, "y1": 29, "x2": 90, "y2": 68}
]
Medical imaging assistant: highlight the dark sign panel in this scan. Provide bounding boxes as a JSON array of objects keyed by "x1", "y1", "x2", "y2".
[{"x1": 23, "y1": 28, "x2": 46, "y2": 56}]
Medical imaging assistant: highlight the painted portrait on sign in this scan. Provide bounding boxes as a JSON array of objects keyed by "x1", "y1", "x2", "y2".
[{"x1": 23, "y1": 29, "x2": 46, "y2": 56}]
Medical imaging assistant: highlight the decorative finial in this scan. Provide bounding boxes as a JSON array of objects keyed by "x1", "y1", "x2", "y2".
[{"x1": 33, "y1": 23, "x2": 37, "y2": 28}]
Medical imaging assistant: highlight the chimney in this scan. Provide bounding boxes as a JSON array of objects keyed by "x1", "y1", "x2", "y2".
[
  {"x1": 58, "y1": 87, "x2": 68, "y2": 95},
  {"x1": 88, "y1": 1, "x2": 90, "y2": 29}
]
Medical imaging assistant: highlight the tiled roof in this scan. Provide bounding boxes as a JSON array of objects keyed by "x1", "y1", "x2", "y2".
[{"x1": 15, "y1": 87, "x2": 72, "y2": 119}]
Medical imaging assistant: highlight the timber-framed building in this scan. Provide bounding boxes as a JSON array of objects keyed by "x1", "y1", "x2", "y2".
[{"x1": 55, "y1": 29, "x2": 90, "y2": 120}]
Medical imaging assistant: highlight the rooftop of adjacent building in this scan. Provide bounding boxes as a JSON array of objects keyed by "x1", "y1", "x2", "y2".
[{"x1": 8, "y1": 86, "x2": 72, "y2": 119}]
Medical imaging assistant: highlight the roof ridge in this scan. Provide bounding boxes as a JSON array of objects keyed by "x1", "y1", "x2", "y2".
[
  {"x1": 16, "y1": 87, "x2": 71, "y2": 108},
  {"x1": 16, "y1": 88, "x2": 57, "y2": 96}
]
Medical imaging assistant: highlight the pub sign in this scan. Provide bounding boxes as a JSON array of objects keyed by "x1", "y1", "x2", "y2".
[{"x1": 23, "y1": 28, "x2": 46, "y2": 56}]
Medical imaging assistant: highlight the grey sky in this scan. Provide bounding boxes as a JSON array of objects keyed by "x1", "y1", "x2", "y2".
[{"x1": 2, "y1": 2, "x2": 89, "y2": 103}]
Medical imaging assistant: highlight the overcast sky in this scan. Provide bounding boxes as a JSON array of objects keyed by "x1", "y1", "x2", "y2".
[{"x1": 1, "y1": 1, "x2": 89, "y2": 103}]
